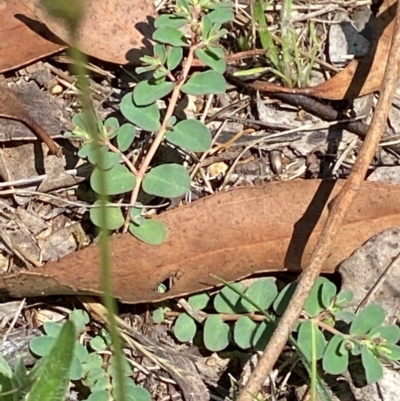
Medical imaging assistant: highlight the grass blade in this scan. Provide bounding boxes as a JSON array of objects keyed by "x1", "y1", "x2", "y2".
[{"x1": 27, "y1": 320, "x2": 76, "y2": 401}]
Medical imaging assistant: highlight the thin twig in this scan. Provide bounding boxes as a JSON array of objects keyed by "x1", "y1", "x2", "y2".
[
  {"x1": 237, "y1": 2, "x2": 400, "y2": 399},
  {"x1": 356, "y1": 250, "x2": 400, "y2": 312}
]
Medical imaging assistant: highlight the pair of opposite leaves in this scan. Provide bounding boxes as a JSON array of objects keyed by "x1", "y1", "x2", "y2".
[{"x1": 3, "y1": 0, "x2": 398, "y2": 100}]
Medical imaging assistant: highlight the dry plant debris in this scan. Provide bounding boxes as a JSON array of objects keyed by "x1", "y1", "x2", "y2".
[
  {"x1": 1, "y1": 180, "x2": 400, "y2": 303},
  {"x1": 29, "y1": 0, "x2": 157, "y2": 64},
  {"x1": 0, "y1": 86, "x2": 61, "y2": 155}
]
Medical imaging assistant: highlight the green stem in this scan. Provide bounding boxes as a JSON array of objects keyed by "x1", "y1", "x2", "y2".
[
  {"x1": 69, "y1": 40, "x2": 127, "y2": 401},
  {"x1": 123, "y1": 45, "x2": 197, "y2": 231},
  {"x1": 107, "y1": 140, "x2": 138, "y2": 175}
]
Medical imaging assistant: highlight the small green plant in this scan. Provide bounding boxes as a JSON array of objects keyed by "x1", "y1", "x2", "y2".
[
  {"x1": 155, "y1": 277, "x2": 400, "y2": 387},
  {"x1": 65, "y1": 0, "x2": 235, "y2": 244},
  {"x1": 250, "y1": 0, "x2": 320, "y2": 87},
  {"x1": 28, "y1": 310, "x2": 150, "y2": 401}
]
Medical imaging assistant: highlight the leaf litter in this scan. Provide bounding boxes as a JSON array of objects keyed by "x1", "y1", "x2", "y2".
[
  {"x1": 2, "y1": 0, "x2": 400, "y2": 400},
  {"x1": 0, "y1": 0, "x2": 66, "y2": 73},
  {"x1": 28, "y1": 0, "x2": 157, "y2": 64}
]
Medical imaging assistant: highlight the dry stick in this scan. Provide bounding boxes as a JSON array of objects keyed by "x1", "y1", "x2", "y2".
[{"x1": 237, "y1": 3, "x2": 400, "y2": 401}]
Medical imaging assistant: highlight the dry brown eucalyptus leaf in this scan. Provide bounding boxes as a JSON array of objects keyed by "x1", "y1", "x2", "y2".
[
  {"x1": 250, "y1": 0, "x2": 397, "y2": 100},
  {"x1": 0, "y1": 0, "x2": 65, "y2": 73},
  {"x1": 28, "y1": 0, "x2": 156, "y2": 64},
  {"x1": 1, "y1": 180, "x2": 400, "y2": 304}
]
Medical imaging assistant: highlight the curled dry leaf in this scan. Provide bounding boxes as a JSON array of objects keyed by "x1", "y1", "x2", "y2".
[
  {"x1": 1, "y1": 180, "x2": 400, "y2": 303},
  {"x1": 250, "y1": 0, "x2": 397, "y2": 100},
  {"x1": 28, "y1": 0, "x2": 157, "y2": 64},
  {"x1": 0, "y1": 0, "x2": 65, "y2": 73}
]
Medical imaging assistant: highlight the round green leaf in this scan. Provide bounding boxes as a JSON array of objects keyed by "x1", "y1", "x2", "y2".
[
  {"x1": 201, "y1": 15, "x2": 212, "y2": 41},
  {"x1": 153, "y1": 44, "x2": 167, "y2": 64},
  {"x1": 133, "y1": 80, "x2": 175, "y2": 106},
  {"x1": 92, "y1": 379, "x2": 110, "y2": 393},
  {"x1": 69, "y1": 309, "x2": 90, "y2": 331},
  {"x1": 75, "y1": 343, "x2": 89, "y2": 363},
  {"x1": 253, "y1": 321, "x2": 276, "y2": 351},
  {"x1": 320, "y1": 281, "x2": 337, "y2": 308},
  {"x1": 85, "y1": 371, "x2": 108, "y2": 391},
  {"x1": 153, "y1": 26, "x2": 189, "y2": 47},
  {"x1": 90, "y1": 336, "x2": 107, "y2": 352},
  {"x1": 167, "y1": 47, "x2": 183, "y2": 71},
  {"x1": 166, "y1": 119, "x2": 211, "y2": 152},
  {"x1": 182, "y1": 70, "x2": 226, "y2": 95},
  {"x1": 129, "y1": 219, "x2": 167, "y2": 245},
  {"x1": 369, "y1": 324, "x2": 400, "y2": 345},
  {"x1": 43, "y1": 322, "x2": 62, "y2": 338},
  {"x1": 297, "y1": 321, "x2": 327, "y2": 361},
  {"x1": 206, "y1": 45, "x2": 225, "y2": 59},
  {"x1": 90, "y1": 202, "x2": 124, "y2": 230},
  {"x1": 99, "y1": 329, "x2": 112, "y2": 346},
  {"x1": 273, "y1": 282, "x2": 297, "y2": 316},
  {"x1": 86, "y1": 391, "x2": 109, "y2": 401},
  {"x1": 70, "y1": 355, "x2": 82, "y2": 380},
  {"x1": 350, "y1": 304, "x2": 386, "y2": 335},
  {"x1": 241, "y1": 278, "x2": 278, "y2": 312},
  {"x1": 322, "y1": 334, "x2": 349, "y2": 375},
  {"x1": 173, "y1": 313, "x2": 197, "y2": 342},
  {"x1": 361, "y1": 345, "x2": 383, "y2": 384},
  {"x1": 78, "y1": 142, "x2": 94, "y2": 158},
  {"x1": 154, "y1": 14, "x2": 188, "y2": 29},
  {"x1": 30, "y1": 336, "x2": 56, "y2": 357},
  {"x1": 152, "y1": 308, "x2": 165, "y2": 324},
  {"x1": 130, "y1": 208, "x2": 144, "y2": 226},
  {"x1": 304, "y1": 277, "x2": 329, "y2": 317},
  {"x1": 234, "y1": 316, "x2": 257, "y2": 349},
  {"x1": 126, "y1": 386, "x2": 152, "y2": 401},
  {"x1": 136, "y1": 63, "x2": 157, "y2": 75},
  {"x1": 116, "y1": 124, "x2": 136, "y2": 152},
  {"x1": 82, "y1": 353, "x2": 103, "y2": 373},
  {"x1": 188, "y1": 293, "x2": 210, "y2": 310},
  {"x1": 194, "y1": 48, "x2": 226, "y2": 73},
  {"x1": 103, "y1": 117, "x2": 120, "y2": 138},
  {"x1": 203, "y1": 316, "x2": 230, "y2": 351},
  {"x1": 88, "y1": 146, "x2": 121, "y2": 170},
  {"x1": 142, "y1": 164, "x2": 190, "y2": 198},
  {"x1": 214, "y1": 283, "x2": 246, "y2": 313},
  {"x1": 120, "y1": 93, "x2": 160, "y2": 132},
  {"x1": 73, "y1": 112, "x2": 93, "y2": 133},
  {"x1": 335, "y1": 289, "x2": 354, "y2": 307},
  {"x1": 207, "y1": 8, "x2": 235, "y2": 24},
  {"x1": 90, "y1": 164, "x2": 136, "y2": 196},
  {"x1": 333, "y1": 310, "x2": 356, "y2": 323}
]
